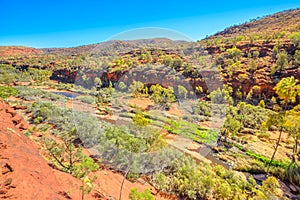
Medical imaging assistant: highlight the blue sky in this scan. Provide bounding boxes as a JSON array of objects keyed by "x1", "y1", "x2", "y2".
[{"x1": 0, "y1": 0, "x2": 299, "y2": 48}]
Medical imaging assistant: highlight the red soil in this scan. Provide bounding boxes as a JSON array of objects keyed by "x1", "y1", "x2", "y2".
[{"x1": 0, "y1": 100, "x2": 175, "y2": 199}]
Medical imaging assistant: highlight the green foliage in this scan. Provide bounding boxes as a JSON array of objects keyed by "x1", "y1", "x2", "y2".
[
  {"x1": 285, "y1": 164, "x2": 300, "y2": 186},
  {"x1": 209, "y1": 87, "x2": 233, "y2": 105},
  {"x1": 117, "y1": 81, "x2": 127, "y2": 92},
  {"x1": 274, "y1": 76, "x2": 300, "y2": 104},
  {"x1": 132, "y1": 111, "x2": 150, "y2": 127},
  {"x1": 43, "y1": 131, "x2": 84, "y2": 173},
  {"x1": 154, "y1": 173, "x2": 169, "y2": 192},
  {"x1": 294, "y1": 50, "x2": 300, "y2": 66},
  {"x1": 28, "y1": 67, "x2": 52, "y2": 83},
  {"x1": 164, "y1": 119, "x2": 218, "y2": 144},
  {"x1": 285, "y1": 105, "x2": 300, "y2": 162},
  {"x1": 94, "y1": 77, "x2": 102, "y2": 87},
  {"x1": 16, "y1": 86, "x2": 65, "y2": 101},
  {"x1": 195, "y1": 86, "x2": 203, "y2": 94},
  {"x1": 100, "y1": 124, "x2": 166, "y2": 155},
  {"x1": 129, "y1": 188, "x2": 154, "y2": 200},
  {"x1": 226, "y1": 47, "x2": 243, "y2": 60},
  {"x1": 0, "y1": 64, "x2": 24, "y2": 84},
  {"x1": 0, "y1": 86, "x2": 18, "y2": 100},
  {"x1": 245, "y1": 150, "x2": 288, "y2": 168},
  {"x1": 164, "y1": 119, "x2": 180, "y2": 134},
  {"x1": 272, "y1": 51, "x2": 289, "y2": 74},
  {"x1": 76, "y1": 95, "x2": 95, "y2": 104},
  {"x1": 150, "y1": 84, "x2": 175, "y2": 109},
  {"x1": 43, "y1": 129, "x2": 99, "y2": 199},
  {"x1": 248, "y1": 59, "x2": 258, "y2": 71},
  {"x1": 0, "y1": 64, "x2": 51, "y2": 84},
  {"x1": 192, "y1": 100, "x2": 211, "y2": 117},
  {"x1": 153, "y1": 153, "x2": 283, "y2": 200},
  {"x1": 223, "y1": 115, "x2": 242, "y2": 136},
  {"x1": 258, "y1": 100, "x2": 266, "y2": 108},
  {"x1": 177, "y1": 85, "x2": 188, "y2": 99},
  {"x1": 129, "y1": 81, "x2": 148, "y2": 97},
  {"x1": 236, "y1": 102, "x2": 274, "y2": 130},
  {"x1": 289, "y1": 31, "x2": 300, "y2": 46},
  {"x1": 28, "y1": 101, "x2": 103, "y2": 147},
  {"x1": 96, "y1": 83, "x2": 114, "y2": 105},
  {"x1": 260, "y1": 176, "x2": 283, "y2": 198},
  {"x1": 162, "y1": 56, "x2": 183, "y2": 68}
]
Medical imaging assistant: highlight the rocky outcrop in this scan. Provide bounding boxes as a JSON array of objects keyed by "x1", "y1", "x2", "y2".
[{"x1": 0, "y1": 101, "x2": 84, "y2": 199}]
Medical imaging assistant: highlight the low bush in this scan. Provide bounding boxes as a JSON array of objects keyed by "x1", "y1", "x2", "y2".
[{"x1": 0, "y1": 86, "x2": 18, "y2": 100}]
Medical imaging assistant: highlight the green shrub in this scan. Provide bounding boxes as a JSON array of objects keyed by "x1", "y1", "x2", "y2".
[
  {"x1": 192, "y1": 100, "x2": 211, "y2": 117},
  {"x1": 289, "y1": 31, "x2": 300, "y2": 46},
  {"x1": 76, "y1": 95, "x2": 95, "y2": 104},
  {"x1": 0, "y1": 86, "x2": 18, "y2": 100},
  {"x1": 209, "y1": 87, "x2": 233, "y2": 105},
  {"x1": 129, "y1": 188, "x2": 154, "y2": 200},
  {"x1": 285, "y1": 164, "x2": 300, "y2": 186},
  {"x1": 226, "y1": 47, "x2": 243, "y2": 60}
]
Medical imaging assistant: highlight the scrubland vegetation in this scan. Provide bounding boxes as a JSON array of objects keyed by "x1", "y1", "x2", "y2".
[{"x1": 1, "y1": 8, "x2": 300, "y2": 199}]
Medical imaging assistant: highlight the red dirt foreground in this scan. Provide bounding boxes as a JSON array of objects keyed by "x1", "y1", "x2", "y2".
[
  {"x1": 0, "y1": 100, "x2": 79, "y2": 199},
  {"x1": 0, "y1": 100, "x2": 174, "y2": 200}
]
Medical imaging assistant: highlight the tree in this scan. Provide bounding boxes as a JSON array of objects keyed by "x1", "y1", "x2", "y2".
[
  {"x1": 96, "y1": 82, "x2": 114, "y2": 106},
  {"x1": 289, "y1": 31, "x2": 300, "y2": 47},
  {"x1": 117, "y1": 81, "x2": 127, "y2": 92},
  {"x1": 265, "y1": 112, "x2": 286, "y2": 171},
  {"x1": 129, "y1": 81, "x2": 148, "y2": 97},
  {"x1": 222, "y1": 115, "x2": 242, "y2": 140},
  {"x1": 76, "y1": 157, "x2": 99, "y2": 200},
  {"x1": 177, "y1": 85, "x2": 188, "y2": 100},
  {"x1": 98, "y1": 113, "x2": 166, "y2": 200},
  {"x1": 274, "y1": 51, "x2": 289, "y2": 73},
  {"x1": 208, "y1": 87, "x2": 233, "y2": 105},
  {"x1": 43, "y1": 130, "x2": 99, "y2": 199},
  {"x1": 150, "y1": 84, "x2": 175, "y2": 110},
  {"x1": 249, "y1": 59, "x2": 258, "y2": 71},
  {"x1": 94, "y1": 77, "x2": 102, "y2": 87},
  {"x1": 274, "y1": 76, "x2": 300, "y2": 105},
  {"x1": 266, "y1": 76, "x2": 300, "y2": 170},
  {"x1": 285, "y1": 105, "x2": 300, "y2": 163},
  {"x1": 226, "y1": 47, "x2": 243, "y2": 61},
  {"x1": 294, "y1": 50, "x2": 300, "y2": 66},
  {"x1": 251, "y1": 85, "x2": 261, "y2": 98}
]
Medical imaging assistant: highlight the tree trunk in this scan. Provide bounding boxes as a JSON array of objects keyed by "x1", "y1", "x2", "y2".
[
  {"x1": 119, "y1": 166, "x2": 130, "y2": 200},
  {"x1": 267, "y1": 128, "x2": 283, "y2": 172},
  {"x1": 81, "y1": 179, "x2": 84, "y2": 200},
  {"x1": 293, "y1": 139, "x2": 299, "y2": 164}
]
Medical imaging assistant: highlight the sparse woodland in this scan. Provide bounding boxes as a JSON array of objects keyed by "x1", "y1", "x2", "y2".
[{"x1": 1, "y1": 8, "x2": 300, "y2": 200}]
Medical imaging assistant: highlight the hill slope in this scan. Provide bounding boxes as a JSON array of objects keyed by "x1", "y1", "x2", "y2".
[{"x1": 208, "y1": 8, "x2": 300, "y2": 39}]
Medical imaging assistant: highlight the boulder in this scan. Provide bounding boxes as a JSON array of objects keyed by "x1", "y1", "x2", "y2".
[
  {"x1": 17, "y1": 122, "x2": 29, "y2": 130},
  {"x1": 12, "y1": 116, "x2": 22, "y2": 125},
  {"x1": 1, "y1": 163, "x2": 13, "y2": 175},
  {"x1": 5, "y1": 108, "x2": 16, "y2": 117},
  {"x1": 240, "y1": 128, "x2": 256, "y2": 135},
  {"x1": 13, "y1": 105, "x2": 27, "y2": 110}
]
